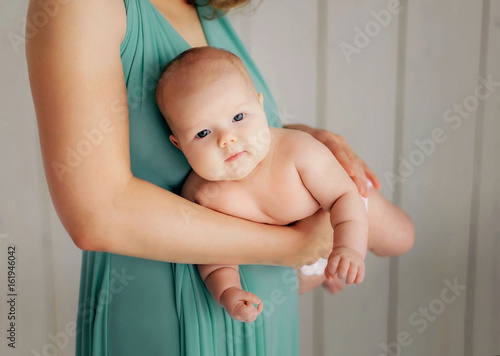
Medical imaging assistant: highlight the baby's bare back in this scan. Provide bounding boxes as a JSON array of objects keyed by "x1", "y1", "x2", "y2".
[{"x1": 182, "y1": 128, "x2": 321, "y2": 225}]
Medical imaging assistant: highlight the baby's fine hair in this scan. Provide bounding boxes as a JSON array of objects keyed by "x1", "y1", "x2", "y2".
[{"x1": 155, "y1": 46, "x2": 253, "y2": 109}]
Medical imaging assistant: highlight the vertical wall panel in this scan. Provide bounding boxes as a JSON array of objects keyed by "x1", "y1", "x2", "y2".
[
  {"x1": 48, "y1": 202, "x2": 82, "y2": 356},
  {"x1": 246, "y1": 0, "x2": 318, "y2": 129},
  {"x1": 471, "y1": 1, "x2": 500, "y2": 355},
  {"x1": 398, "y1": 1, "x2": 483, "y2": 355},
  {"x1": 0, "y1": 1, "x2": 57, "y2": 355},
  {"x1": 323, "y1": 1, "x2": 399, "y2": 355}
]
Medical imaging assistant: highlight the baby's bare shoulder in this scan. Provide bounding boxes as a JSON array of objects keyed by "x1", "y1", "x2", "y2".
[
  {"x1": 181, "y1": 170, "x2": 206, "y2": 202},
  {"x1": 182, "y1": 171, "x2": 227, "y2": 208},
  {"x1": 272, "y1": 127, "x2": 327, "y2": 157}
]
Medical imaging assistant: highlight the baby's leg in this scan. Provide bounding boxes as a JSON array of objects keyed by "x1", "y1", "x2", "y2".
[
  {"x1": 298, "y1": 272, "x2": 345, "y2": 294},
  {"x1": 298, "y1": 272, "x2": 326, "y2": 294},
  {"x1": 197, "y1": 264, "x2": 263, "y2": 322},
  {"x1": 364, "y1": 186, "x2": 415, "y2": 257}
]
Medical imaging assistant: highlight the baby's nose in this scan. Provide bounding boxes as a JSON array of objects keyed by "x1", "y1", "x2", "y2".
[{"x1": 218, "y1": 132, "x2": 237, "y2": 148}]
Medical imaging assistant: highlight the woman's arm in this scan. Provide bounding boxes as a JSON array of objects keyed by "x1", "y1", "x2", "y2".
[{"x1": 26, "y1": 0, "x2": 332, "y2": 267}]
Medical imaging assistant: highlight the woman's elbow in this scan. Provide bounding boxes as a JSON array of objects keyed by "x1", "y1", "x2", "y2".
[
  {"x1": 63, "y1": 211, "x2": 111, "y2": 252},
  {"x1": 72, "y1": 231, "x2": 108, "y2": 252}
]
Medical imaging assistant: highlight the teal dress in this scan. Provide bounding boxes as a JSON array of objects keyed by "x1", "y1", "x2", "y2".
[{"x1": 75, "y1": 0, "x2": 299, "y2": 355}]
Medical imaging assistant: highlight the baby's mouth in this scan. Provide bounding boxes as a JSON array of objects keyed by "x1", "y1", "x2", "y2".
[{"x1": 225, "y1": 151, "x2": 246, "y2": 162}]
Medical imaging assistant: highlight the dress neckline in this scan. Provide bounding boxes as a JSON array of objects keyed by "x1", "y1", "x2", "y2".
[{"x1": 147, "y1": 0, "x2": 210, "y2": 48}]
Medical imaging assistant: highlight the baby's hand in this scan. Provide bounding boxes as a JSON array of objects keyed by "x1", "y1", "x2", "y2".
[
  {"x1": 325, "y1": 247, "x2": 365, "y2": 285},
  {"x1": 220, "y1": 287, "x2": 263, "y2": 323}
]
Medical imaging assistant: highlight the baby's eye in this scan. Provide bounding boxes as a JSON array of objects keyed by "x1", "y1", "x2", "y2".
[
  {"x1": 196, "y1": 129, "x2": 211, "y2": 138},
  {"x1": 233, "y1": 113, "x2": 245, "y2": 122}
]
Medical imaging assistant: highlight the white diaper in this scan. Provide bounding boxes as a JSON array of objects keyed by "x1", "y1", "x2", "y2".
[{"x1": 299, "y1": 179, "x2": 373, "y2": 276}]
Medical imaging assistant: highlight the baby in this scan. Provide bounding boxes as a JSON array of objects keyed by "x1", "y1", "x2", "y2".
[{"x1": 155, "y1": 46, "x2": 369, "y2": 322}]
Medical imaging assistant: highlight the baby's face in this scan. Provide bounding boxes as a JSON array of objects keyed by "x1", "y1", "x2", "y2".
[{"x1": 167, "y1": 70, "x2": 271, "y2": 181}]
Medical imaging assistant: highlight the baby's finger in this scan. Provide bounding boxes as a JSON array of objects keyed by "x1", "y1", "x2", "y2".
[
  {"x1": 345, "y1": 264, "x2": 358, "y2": 285},
  {"x1": 336, "y1": 259, "x2": 350, "y2": 280},
  {"x1": 235, "y1": 303, "x2": 260, "y2": 323},
  {"x1": 354, "y1": 264, "x2": 365, "y2": 284},
  {"x1": 256, "y1": 302, "x2": 263, "y2": 313},
  {"x1": 327, "y1": 255, "x2": 341, "y2": 280},
  {"x1": 242, "y1": 291, "x2": 262, "y2": 306},
  {"x1": 324, "y1": 268, "x2": 334, "y2": 282}
]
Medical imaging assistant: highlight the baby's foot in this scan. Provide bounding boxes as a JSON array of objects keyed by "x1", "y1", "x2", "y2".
[
  {"x1": 220, "y1": 287, "x2": 263, "y2": 322},
  {"x1": 322, "y1": 275, "x2": 345, "y2": 294}
]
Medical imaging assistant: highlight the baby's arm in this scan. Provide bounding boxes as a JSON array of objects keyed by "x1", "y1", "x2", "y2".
[
  {"x1": 291, "y1": 131, "x2": 369, "y2": 284},
  {"x1": 182, "y1": 172, "x2": 263, "y2": 322},
  {"x1": 197, "y1": 264, "x2": 263, "y2": 322}
]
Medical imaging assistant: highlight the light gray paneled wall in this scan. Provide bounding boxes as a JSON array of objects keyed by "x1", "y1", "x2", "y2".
[
  {"x1": 470, "y1": 1, "x2": 500, "y2": 355},
  {"x1": 398, "y1": 0, "x2": 484, "y2": 355},
  {"x1": 2, "y1": 2, "x2": 59, "y2": 356},
  {"x1": 324, "y1": 1, "x2": 399, "y2": 355},
  {"x1": 0, "y1": 1, "x2": 82, "y2": 356},
  {"x1": 231, "y1": 0, "x2": 319, "y2": 129}
]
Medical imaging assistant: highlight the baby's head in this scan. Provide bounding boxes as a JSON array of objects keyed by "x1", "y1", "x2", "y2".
[{"x1": 156, "y1": 46, "x2": 270, "y2": 181}]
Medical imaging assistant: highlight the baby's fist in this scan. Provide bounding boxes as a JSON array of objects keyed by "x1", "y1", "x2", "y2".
[
  {"x1": 325, "y1": 247, "x2": 365, "y2": 285},
  {"x1": 220, "y1": 287, "x2": 263, "y2": 323}
]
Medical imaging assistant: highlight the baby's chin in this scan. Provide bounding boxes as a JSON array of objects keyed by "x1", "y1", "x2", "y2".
[{"x1": 204, "y1": 163, "x2": 258, "y2": 182}]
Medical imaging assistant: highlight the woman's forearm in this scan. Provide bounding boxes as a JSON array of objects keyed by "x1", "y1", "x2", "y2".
[{"x1": 90, "y1": 176, "x2": 300, "y2": 266}]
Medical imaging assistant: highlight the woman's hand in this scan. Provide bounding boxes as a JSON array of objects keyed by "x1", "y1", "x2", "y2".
[
  {"x1": 284, "y1": 124, "x2": 381, "y2": 197},
  {"x1": 286, "y1": 209, "x2": 333, "y2": 269}
]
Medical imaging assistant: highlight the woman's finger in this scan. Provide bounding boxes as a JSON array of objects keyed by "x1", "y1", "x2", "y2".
[
  {"x1": 363, "y1": 163, "x2": 381, "y2": 190},
  {"x1": 331, "y1": 148, "x2": 354, "y2": 176},
  {"x1": 352, "y1": 174, "x2": 369, "y2": 197}
]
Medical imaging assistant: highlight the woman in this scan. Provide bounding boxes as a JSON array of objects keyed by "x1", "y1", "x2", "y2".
[{"x1": 26, "y1": 0, "x2": 413, "y2": 354}]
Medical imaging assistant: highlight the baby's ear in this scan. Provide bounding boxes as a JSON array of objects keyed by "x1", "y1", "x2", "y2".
[
  {"x1": 258, "y1": 92, "x2": 264, "y2": 106},
  {"x1": 169, "y1": 135, "x2": 182, "y2": 151}
]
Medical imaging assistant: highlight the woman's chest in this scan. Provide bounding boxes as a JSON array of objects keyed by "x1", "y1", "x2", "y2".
[{"x1": 149, "y1": 0, "x2": 208, "y2": 47}]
